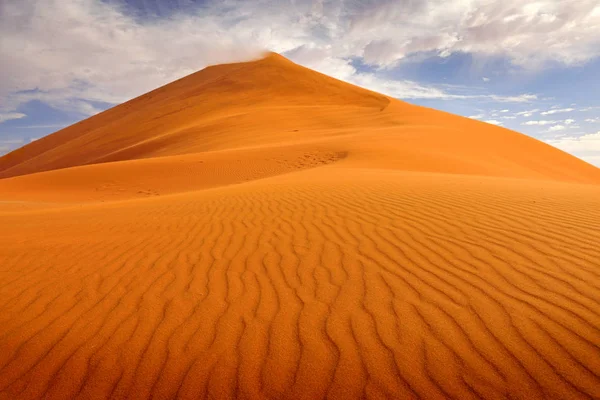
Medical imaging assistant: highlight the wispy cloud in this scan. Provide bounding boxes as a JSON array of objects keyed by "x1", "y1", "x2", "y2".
[
  {"x1": 484, "y1": 120, "x2": 503, "y2": 126},
  {"x1": 523, "y1": 120, "x2": 560, "y2": 126},
  {"x1": 344, "y1": 73, "x2": 537, "y2": 102},
  {"x1": 0, "y1": 112, "x2": 26, "y2": 123},
  {"x1": 515, "y1": 109, "x2": 540, "y2": 117},
  {"x1": 581, "y1": 106, "x2": 600, "y2": 112},
  {"x1": 523, "y1": 118, "x2": 579, "y2": 128},
  {"x1": 13, "y1": 123, "x2": 69, "y2": 129},
  {"x1": 549, "y1": 125, "x2": 566, "y2": 131},
  {"x1": 541, "y1": 108, "x2": 576, "y2": 115},
  {"x1": 0, "y1": 138, "x2": 25, "y2": 155},
  {"x1": 490, "y1": 94, "x2": 538, "y2": 103},
  {"x1": 0, "y1": 139, "x2": 25, "y2": 145}
]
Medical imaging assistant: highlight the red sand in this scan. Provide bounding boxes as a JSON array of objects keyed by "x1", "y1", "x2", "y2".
[{"x1": 0, "y1": 53, "x2": 599, "y2": 400}]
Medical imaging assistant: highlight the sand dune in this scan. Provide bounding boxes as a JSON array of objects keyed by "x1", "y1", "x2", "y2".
[{"x1": 0, "y1": 53, "x2": 599, "y2": 399}]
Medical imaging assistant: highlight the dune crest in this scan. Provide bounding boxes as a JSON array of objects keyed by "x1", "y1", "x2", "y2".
[{"x1": 0, "y1": 54, "x2": 599, "y2": 399}]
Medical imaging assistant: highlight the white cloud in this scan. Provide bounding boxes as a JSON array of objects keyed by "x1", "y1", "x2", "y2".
[
  {"x1": 546, "y1": 131, "x2": 600, "y2": 166},
  {"x1": 482, "y1": 77, "x2": 490, "y2": 82},
  {"x1": 549, "y1": 125, "x2": 566, "y2": 131},
  {"x1": 546, "y1": 132, "x2": 600, "y2": 152},
  {"x1": 523, "y1": 118, "x2": 580, "y2": 128},
  {"x1": 490, "y1": 94, "x2": 538, "y2": 103},
  {"x1": 582, "y1": 155, "x2": 600, "y2": 166},
  {"x1": 1, "y1": 0, "x2": 594, "y2": 120},
  {"x1": 585, "y1": 118, "x2": 600, "y2": 123},
  {"x1": 468, "y1": 114, "x2": 485, "y2": 119},
  {"x1": 541, "y1": 108, "x2": 575, "y2": 115},
  {"x1": 0, "y1": 0, "x2": 266, "y2": 117},
  {"x1": 515, "y1": 109, "x2": 540, "y2": 117},
  {"x1": 0, "y1": 112, "x2": 26, "y2": 123},
  {"x1": 347, "y1": 0, "x2": 600, "y2": 68},
  {"x1": 523, "y1": 120, "x2": 560, "y2": 126},
  {"x1": 346, "y1": 73, "x2": 465, "y2": 100},
  {"x1": 484, "y1": 120, "x2": 503, "y2": 126},
  {"x1": 344, "y1": 72, "x2": 537, "y2": 102}
]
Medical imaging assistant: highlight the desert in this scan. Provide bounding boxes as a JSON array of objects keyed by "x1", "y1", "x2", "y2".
[{"x1": 0, "y1": 53, "x2": 599, "y2": 399}]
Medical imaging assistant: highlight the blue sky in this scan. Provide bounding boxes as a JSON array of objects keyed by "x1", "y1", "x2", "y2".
[{"x1": 1, "y1": 0, "x2": 600, "y2": 165}]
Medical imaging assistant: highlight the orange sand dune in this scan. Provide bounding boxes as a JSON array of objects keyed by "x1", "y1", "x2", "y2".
[
  {"x1": 0, "y1": 53, "x2": 599, "y2": 400},
  {"x1": 1, "y1": 53, "x2": 599, "y2": 183}
]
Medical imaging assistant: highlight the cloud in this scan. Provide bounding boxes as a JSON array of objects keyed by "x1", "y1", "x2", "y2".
[
  {"x1": 490, "y1": 94, "x2": 538, "y2": 103},
  {"x1": 0, "y1": 139, "x2": 25, "y2": 145},
  {"x1": 482, "y1": 77, "x2": 490, "y2": 82},
  {"x1": 484, "y1": 120, "x2": 503, "y2": 126},
  {"x1": 0, "y1": 138, "x2": 25, "y2": 155},
  {"x1": 0, "y1": 0, "x2": 266, "y2": 118},
  {"x1": 580, "y1": 106, "x2": 600, "y2": 112},
  {"x1": 523, "y1": 120, "x2": 560, "y2": 126},
  {"x1": 541, "y1": 108, "x2": 576, "y2": 115},
  {"x1": 346, "y1": 0, "x2": 600, "y2": 68},
  {"x1": 545, "y1": 131, "x2": 600, "y2": 166},
  {"x1": 585, "y1": 117, "x2": 600, "y2": 123},
  {"x1": 546, "y1": 132, "x2": 600, "y2": 152},
  {"x1": 0, "y1": 112, "x2": 26, "y2": 123},
  {"x1": 342, "y1": 72, "x2": 537, "y2": 102},
  {"x1": 523, "y1": 118, "x2": 579, "y2": 129},
  {"x1": 468, "y1": 114, "x2": 484, "y2": 119},
  {"x1": 282, "y1": 52, "x2": 498, "y2": 100},
  {"x1": 581, "y1": 155, "x2": 600, "y2": 166},
  {"x1": 14, "y1": 123, "x2": 69, "y2": 129},
  {"x1": 549, "y1": 125, "x2": 566, "y2": 131},
  {"x1": 515, "y1": 109, "x2": 540, "y2": 117},
  {"x1": 2, "y1": 0, "x2": 594, "y2": 120}
]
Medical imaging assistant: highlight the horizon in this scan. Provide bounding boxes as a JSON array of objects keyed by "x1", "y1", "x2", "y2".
[{"x1": 1, "y1": 0, "x2": 599, "y2": 166}]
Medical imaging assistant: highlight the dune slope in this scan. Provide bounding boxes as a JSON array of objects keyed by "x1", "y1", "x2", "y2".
[
  {"x1": 1, "y1": 53, "x2": 599, "y2": 184},
  {"x1": 0, "y1": 54, "x2": 599, "y2": 400}
]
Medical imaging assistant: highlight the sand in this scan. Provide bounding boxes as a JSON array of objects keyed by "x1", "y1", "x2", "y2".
[{"x1": 0, "y1": 53, "x2": 599, "y2": 400}]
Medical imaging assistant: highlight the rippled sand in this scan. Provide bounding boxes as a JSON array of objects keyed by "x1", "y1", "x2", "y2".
[{"x1": 1, "y1": 53, "x2": 599, "y2": 400}]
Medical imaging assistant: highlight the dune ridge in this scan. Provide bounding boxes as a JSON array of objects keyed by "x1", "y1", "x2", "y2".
[{"x1": 0, "y1": 53, "x2": 599, "y2": 399}]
